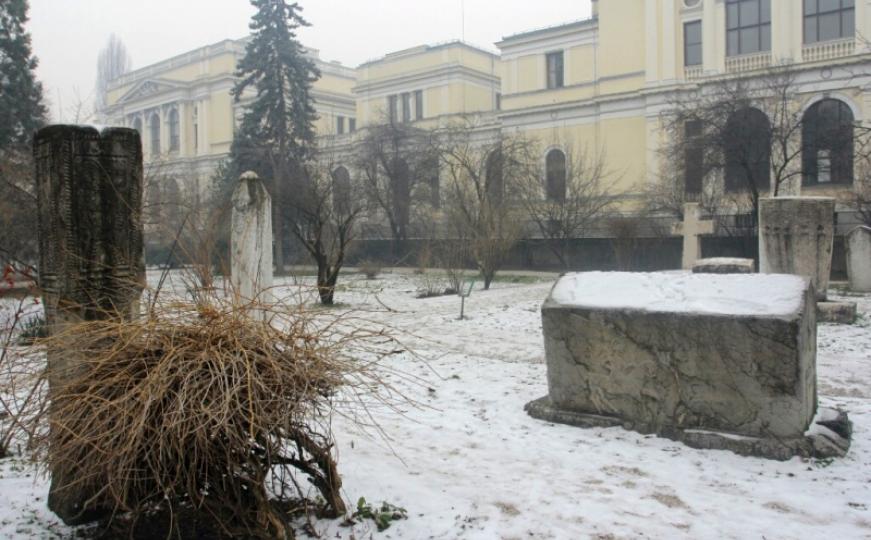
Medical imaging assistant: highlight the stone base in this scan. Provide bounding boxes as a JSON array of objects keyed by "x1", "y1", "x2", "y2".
[
  {"x1": 692, "y1": 257, "x2": 755, "y2": 274},
  {"x1": 525, "y1": 396, "x2": 851, "y2": 461},
  {"x1": 817, "y1": 301, "x2": 857, "y2": 324}
]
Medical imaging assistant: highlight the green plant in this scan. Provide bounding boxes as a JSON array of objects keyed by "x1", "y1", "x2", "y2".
[
  {"x1": 352, "y1": 497, "x2": 408, "y2": 531},
  {"x1": 17, "y1": 315, "x2": 46, "y2": 345}
]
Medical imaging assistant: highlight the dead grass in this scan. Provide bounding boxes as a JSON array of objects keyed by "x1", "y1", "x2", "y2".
[{"x1": 34, "y1": 297, "x2": 407, "y2": 538}]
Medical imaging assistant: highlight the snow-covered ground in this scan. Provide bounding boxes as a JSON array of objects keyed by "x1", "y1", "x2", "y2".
[{"x1": 1, "y1": 271, "x2": 870, "y2": 539}]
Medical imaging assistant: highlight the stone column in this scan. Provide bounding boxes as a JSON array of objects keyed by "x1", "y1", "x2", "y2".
[
  {"x1": 759, "y1": 197, "x2": 835, "y2": 300},
  {"x1": 34, "y1": 125, "x2": 145, "y2": 524},
  {"x1": 846, "y1": 226, "x2": 871, "y2": 292},
  {"x1": 231, "y1": 171, "x2": 273, "y2": 304}
]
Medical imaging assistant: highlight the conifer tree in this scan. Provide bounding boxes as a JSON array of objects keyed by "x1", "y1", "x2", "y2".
[
  {"x1": 230, "y1": 0, "x2": 320, "y2": 270},
  {"x1": 0, "y1": 0, "x2": 47, "y2": 150}
]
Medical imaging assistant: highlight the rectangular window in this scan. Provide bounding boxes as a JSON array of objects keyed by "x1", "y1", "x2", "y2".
[
  {"x1": 349, "y1": 118, "x2": 356, "y2": 133},
  {"x1": 684, "y1": 21, "x2": 703, "y2": 66},
  {"x1": 726, "y1": 0, "x2": 771, "y2": 56},
  {"x1": 804, "y1": 0, "x2": 854, "y2": 43},
  {"x1": 401, "y1": 92, "x2": 411, "y2": 123},
  {"x1": 495, "y1": 92, "x2": 501, "y2": 111},
  {"x1": 388, "y1": 95, "x2": 398, "y2": 122},
  {"x1": 336, "y1": 116, "x2": 345, "y2": 135},
  {"x1": 414, "y1": 90, "x2": 424, "y2": 120},
  {"x1": 546, "y1": 51, "x2": 564, "y2": 89}
]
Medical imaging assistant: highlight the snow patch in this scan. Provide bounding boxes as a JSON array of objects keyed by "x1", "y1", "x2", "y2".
[{"x1": 549, "y1": 271, "x2": 807, "y2": 317}]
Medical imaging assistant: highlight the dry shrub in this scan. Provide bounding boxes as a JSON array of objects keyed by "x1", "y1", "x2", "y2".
[
  {"x1": 358, "y1": 260, "x2": 381, "y2": 280},
  {"x1": 37, "y1": 299, "x2": 402, "y2": 538},
  {"x1": 0, "y1": 270, "x2": 47, "y2": 458}
]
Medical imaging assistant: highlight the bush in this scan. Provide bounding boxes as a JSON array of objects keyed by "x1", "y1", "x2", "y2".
[{"x1": 38, "y1": 300, "x2": 398, "y2": 538}]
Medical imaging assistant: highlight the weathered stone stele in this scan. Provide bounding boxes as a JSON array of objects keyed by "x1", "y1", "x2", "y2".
[
  {"x1": 34, "y1": 125, "x2": 145, "y2": 524},
  {"x1": 526, "y1": 272, "x2": 851, "y2": 460},
  {"x1": 231, "y1": 171, "x2": 273, "y2": 303},
  {"x1": 759, "y1": 197, "x2": 835, "y2": 300},
  {"x1": 692, "y1": 257, "x2": 755, "y2": 274},
  {"x1": 846, "y1": 226, "x2": 871, "y2": 292}
]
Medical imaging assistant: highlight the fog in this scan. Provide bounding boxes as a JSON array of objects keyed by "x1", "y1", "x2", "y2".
[{"x1": 28, "y1": 0, "x2": 589, "y2": 122}]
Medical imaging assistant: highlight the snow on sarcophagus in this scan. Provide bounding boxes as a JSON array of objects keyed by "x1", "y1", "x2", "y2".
[{"x1": 526, "y1": 272, "x2": 851, "y2": 460}]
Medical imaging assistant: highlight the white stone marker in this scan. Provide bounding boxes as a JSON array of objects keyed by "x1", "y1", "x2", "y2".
[
  {"x1": 759, "y1": 197, "x2": 835, "y2": 301},
  {"x1": 672, "y1": 202, "x2": 715, "y2": 270},
  {"x1": 231, "y1": 171, "x2": 273, "y2": 303},
  {"x1": 846, "y1": 226, "x2": 871, "y2": 293}
]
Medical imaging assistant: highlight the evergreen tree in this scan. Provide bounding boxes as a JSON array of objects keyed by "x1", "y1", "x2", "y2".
[
  {"x1": 0, "y1": 0, "x2": 47, "y2": 150},
  {"x1": 230, "y1": 0, "x2": 320, "y2": 270}
]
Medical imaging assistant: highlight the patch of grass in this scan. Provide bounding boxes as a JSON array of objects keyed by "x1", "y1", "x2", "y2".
[
  {"x1": 17, "y1": 316, "x2": 47, "y2": 345},
  {"x1": 486, "y1": 274, "x2": 550, "y2": 285},
  {"x1": 351, "y1": 497, "x2": 408, "y2": 531}
]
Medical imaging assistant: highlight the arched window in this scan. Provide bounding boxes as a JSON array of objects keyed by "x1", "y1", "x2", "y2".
[
  {"x1": 168, "y1": 109, "x2": 180, "y2": 152},
  {"x1": 149, "y1": 113, "x2": 161, "y2": 156},
  {"x1": 545, "y1": 149, "x2": 567, "y2": 202},
  {"x1": 485, "y1": 149, "x2": 503, "y2": 206},
  {"x1": 724, "y1": 107, "x2": 771, "y2": 192},
  {"x1": 132, "y1": 117, "x2": 142, "y2": 135},
  {"x1": 802, "y1": 99, "x2": 854, "y2": 186},
  {"x1": 331, "y1": 166, "x2": 351, "y2": 216}
]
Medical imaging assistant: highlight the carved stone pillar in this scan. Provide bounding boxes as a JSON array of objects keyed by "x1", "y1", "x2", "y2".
[{"x1": 33, "y1": 125, "x2": 145, "y2": 525}]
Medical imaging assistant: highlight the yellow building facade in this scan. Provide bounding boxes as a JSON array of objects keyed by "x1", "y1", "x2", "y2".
[
  {"x1": 102, "y1": 38, "x2": 357, "y2": 192},
  {"x1": 103, "y1": 1, "x2": 871, "y2": 234},
  {"x1": 497, "y1": 0, "x2": 871, "y2": 206}
]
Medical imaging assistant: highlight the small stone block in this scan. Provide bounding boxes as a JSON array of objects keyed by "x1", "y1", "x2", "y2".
[
  {"x1": 817, "y1": 301, "x2": 857, "y2": 324},
  {"x1": 692, "y1": 257, "x2": 755, "y2": 274}
]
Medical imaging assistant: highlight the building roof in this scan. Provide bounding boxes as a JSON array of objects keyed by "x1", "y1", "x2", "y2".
[
  {"x1": 497, "y1": 17, "x2": 598, "y2": 46},
  {"x1": 358, "y1": 40, "x2": 499, "y2": 68}
]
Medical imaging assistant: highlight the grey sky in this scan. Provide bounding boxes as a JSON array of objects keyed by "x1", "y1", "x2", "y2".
[{"x1": 29, "y1": 0, "x2": 590, "y2": 122}]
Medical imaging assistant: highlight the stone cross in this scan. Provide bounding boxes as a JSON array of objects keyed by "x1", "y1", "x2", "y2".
[
  {"x1": 231, "y1": 171, "x2": 273, "y2": 304},
  {"x1": 672, "y1": 202, "x2": 715, "y2": 270},
  {"x1": 846, "y1": 226, "x2": 871, "y2": 292},
  {"x1": 34, "y1": 125, "x2": 145, "y2": 525}
]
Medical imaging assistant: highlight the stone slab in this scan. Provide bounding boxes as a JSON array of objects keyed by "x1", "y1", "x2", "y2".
[
  {"x1": 759, "y1": 197, "x2": 835, "y2": 301},
  {"x1": 526, "y1": 397, "x2": 851, "y2": 460},
  {"x1": 531, "y1": 272, "x2": 823, "y2": 459},
  {"x1": 846, "y1": 226, "x2": 871, "y2": 292},
  {"x1": 692, "y1": 257, "x2": 755, "y2": 274},
  {"x1": 817, "y1": 301, "x2": 857, "y2": 325}
]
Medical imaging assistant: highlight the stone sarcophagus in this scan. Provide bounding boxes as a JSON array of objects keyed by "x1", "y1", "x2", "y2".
[{"x1": 526, "y1": 272, "x2": 851, "y2": 460}]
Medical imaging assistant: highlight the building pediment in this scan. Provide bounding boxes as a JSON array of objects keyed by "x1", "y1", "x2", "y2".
[{"x1": 116, "y1": 79, "x2": 187, "y2": 105}]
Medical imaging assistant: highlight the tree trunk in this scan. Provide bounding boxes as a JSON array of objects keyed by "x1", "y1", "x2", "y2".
[
  {"x1": 482, "y1": 269, "x2": 494, "y2": 290},
  {"x1": 317, "y1": 261, "x2": 336, "y2": 305},
  {"x1": 273, "y1": 204, "x2": 285, "y2": 274}
]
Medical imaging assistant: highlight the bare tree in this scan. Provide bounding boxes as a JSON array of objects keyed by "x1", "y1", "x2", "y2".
[
  {"x1": 287, "y1": 158, "x2": 366, "y2": 305},
  {"x1": 353, "y1": 114, "x2": 439, "y2": 259},
  {"x1": 657, "y1": 65, "x2": 806, "y2": 224},
  {"x1": 0, "y1": 147, "x2": 38, "y2": 273},
  {"x1": 518, "y1": 141, "x2": 618, "y2": 269},
  {"x1": 440, "y1": 126, "x2": 530, "y2": 289},
  {"x1": 842, "y1": 123, "x2": 871, "y2": 227},
  {"x1": 95, "y1": 34, "x2": 132, "y2": 114}
]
